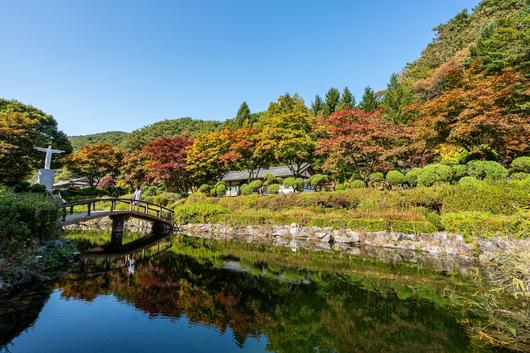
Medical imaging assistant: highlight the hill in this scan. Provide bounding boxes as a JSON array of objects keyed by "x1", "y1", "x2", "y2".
[{"x1": 69, "y1": 131, "x2": 128, "y2": 151}]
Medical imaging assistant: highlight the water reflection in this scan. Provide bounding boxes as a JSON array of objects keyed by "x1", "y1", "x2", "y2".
[{"x1": 1, "y1": 233, "x2": 503, "y2": 353}]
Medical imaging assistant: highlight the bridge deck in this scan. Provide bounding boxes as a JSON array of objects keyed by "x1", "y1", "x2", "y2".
[{"x1": 61, "y1": 210, "x2": 172, "y2": 226}]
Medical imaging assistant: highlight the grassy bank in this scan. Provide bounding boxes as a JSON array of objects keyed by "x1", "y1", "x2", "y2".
[
  {"x1": 0, "y1": 188, "x2": 78, "y2": 296},
  {"x1": 174, "y1": 179, "x2": 530, "y2": 240}
]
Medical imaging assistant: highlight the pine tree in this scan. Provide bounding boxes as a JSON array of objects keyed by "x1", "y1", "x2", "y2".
[
  {"x1": 359, "y1": 86, "x2": 380, "y2": 112},
  {"x1": 323, "y1": 88, "x2": 340, "y2": 115},
  {"x1": 233, "y1": 102, "x2": 251, "y2": 129},
  {"x1": 311, "y1": 95, "x2": 324, "y2": 116},
  {"x1": 337, "y1": 86, "x2": 355, "y2": 111},
  {"x1": 381, "y1": 74, "x2": 414, "y2": 123}
]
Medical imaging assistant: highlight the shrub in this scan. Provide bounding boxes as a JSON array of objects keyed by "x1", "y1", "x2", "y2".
[
  {"x1": 368, "y1": 172, "x2": 384, "y2": 187},
  {"x1": 442, "y1": 211, "x2": 529, "y2": 239},
  {"x1": 214, "y1": 182, "x2": 227, "y2": 196},
  {"x1": 348, "y1": 180, "x2": 366, "y2": 189},
  {"x1": 142, "y1": 185, "x2": 159, "y2": 197},
  {"x1": 334, "y1": 183, "x2": 346, "y2": 191},
  {"x1": 451, "y1": 165, "x2": 467, "y2": 180},
  {"x1": 405, "y1": 168, "x2": 423, "y2": 187},
  {"x1": 185, "y1": 192, "x2": 209, "y2": 204},
  {"x1": 417, "y1": 164, "x2": 453, "y2": 187},
  {"x1": 13, "y1": 181, "x2": 31, "y2": 193},
  {"x1": 262, "y1": 173, "x2": 276, "y2": 186},
  {"x1": 511, "y1": 156, "x2": 530, "y2": 173},
  {"x1": 249, "y1": 180, "x2": 263, "y2": 192},
  {"x1": 267, "y1": 184, "x2": 280, "y2": 194},
  {"x1": 240, "y1": 184, "x2": 253, "y2": 195},
  {"x1": 385, "y1": 170, "x2": 405, "y2": 187},
  {"x1": 510, "y1": 172, "x2": 528, "y2": 181},
  {"x1": 308, "y1": 174, "x2": 328, "y2": 191},
  {"x1": 197, "y1": 184, "x2": 211, "y2": 194},
  {"x1": 28, "y1": 183, "x2": 47, "y2": 193},
  {"x1": 284, "y1": 177, "x2": 304, "y2": 192},
  {"x1": 173, "y1": 203, "x2": 228, "y2": 224},
  {"x1": 458, "y1": 176, "x2": 478, "y2": 185},
  {"x1": 467, "y1": 160, "x2": 508, "y2": 180}
]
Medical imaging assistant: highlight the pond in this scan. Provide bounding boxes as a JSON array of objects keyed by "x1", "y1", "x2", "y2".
[{"x1": 0, "y1": 232, "x2": 516, "y2": 353}]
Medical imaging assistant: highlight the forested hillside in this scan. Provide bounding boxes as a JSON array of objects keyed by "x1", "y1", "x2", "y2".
[{"x1": 69, "y1": 131, "x2": 128, "y2": 151}]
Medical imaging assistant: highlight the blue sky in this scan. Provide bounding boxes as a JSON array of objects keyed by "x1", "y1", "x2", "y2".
[{"x1": 0, "y1": 0, "x2": 481, "y2": 135}]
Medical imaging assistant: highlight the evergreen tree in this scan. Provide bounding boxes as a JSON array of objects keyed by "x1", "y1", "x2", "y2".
[
  {"x1": 233, "y1": 102, "x2": 251, "y2": 129},
  {"x1": 311, "y1": 95, "x2": 324, "y2": 116},
  {"x1": 359, "y1": 86, "x2": 380, "y2": 112},
  {"x1": 337, "y1": 87, "x2": 355, "y2": 111},
  {"x1": 381, "y1": 74, "x2": 414, "y2": 123},
  {"x1": 323, "y1": 88, "x2": 340, "y2": 115}
]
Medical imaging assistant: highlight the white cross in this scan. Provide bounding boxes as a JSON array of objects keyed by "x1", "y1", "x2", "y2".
[{"x1": 35, "y1": 145, "x2": 65, "y2": 169}]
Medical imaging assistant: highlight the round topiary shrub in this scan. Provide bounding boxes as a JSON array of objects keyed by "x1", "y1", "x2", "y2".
[
  {"x1": 240, "y1": 183, "x2": 253, "y2": 195},
  {"x1": 385, "y1": 170, "x2": 405, "y2": 187},
  {"x1": 458, "y1": 176, "x2": 478, "y2": 185},
  {"x1": 267, "y1": 184, "x2": 280, "y2": 194},
  {"x1": 467, "y1": 160, "x2": 508, "y2": 180},
  {"x1": 334, "y1": 183, "x2": 346, "y2": 191},
  {"x1": 368, "y1": 172, "x2": 384, "y2": 187},
  {"x1": 214, "y1": 182, "x2": 227, "y2": 196},
  {"x1": 308, "y1": 174, "x2": 328, "y2": 191},
  {"x1": 197, "y1": 184, "x2": 211, "y2": 194},
  {"x1": 511, "y1": 172, "x2": 529, "y2": 180},
  {"x1": 451, "y1": 165, "x2": 467, "y2": 181},
  {"x1": 511, "y1": 156, "x2": 530, "y2": 173},
  {"x1": 405, "y1": 168, "x2": 423, "y2": 187},
  {"x1": 283, "y1": 177, "x2": 304, "y2": 192},
  {"x1": 417, "y1": 164, "x2": 453, "y2": 187},
  {"x1": 348, "y1": 180, "x2": 366, "y2": 189}
]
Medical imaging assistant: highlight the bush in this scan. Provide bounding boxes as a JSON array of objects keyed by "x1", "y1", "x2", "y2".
[
  {"x1": 511, "y1": 156, "x2": 530, "y2": 173},
  {"x1": 173, "y1": 203, "x2": 228, "y2": 224},
  {"x1": 283, "y1": 177, "x2": 304, "y2": 192},
  {"x1": 28, "y1": 184, "x2": 47, "y2": 193},
  {"x1": 13, "y1": 181, "x2": 31, "y2": 193},
  {"x1": 240, "y1": 183, "x2": 253, "y2": 195},
  {"x1": 334, "y1": 183, "x2": 346, "y2": 191},
  {"x1": 142, "y1": 185, "x2": 159, "y2": 197},
  {"x1": 467, "y1": 160, "x2": 508, "y2": 180},
  {"x1": 308, "y1": 174, "x2": 328, "y2": 191},
  {"x1": 262, "y1": 173, "x2": 276, "y2": 186},
  {"x1": 451, "y1": 165, "x2": 467, "y2": 180},
  {"x1": 417, "y1": 164, "x2": 453, "y2": 187},
  {"x1": 197, "y1": 184, "x2": 211, "y2": 194},
  {"x1": 405, "y1": 168, "x2": 423, "y2": 187},
  {"x1": 368, "y1": 172, "x2": 384, "y2": 187},
  {"x1": 458, "y1": 176, "x2": 478, "y2": 185},
  {"x1": 214, "y1": 182, "x2": 227, "y2": 196},
  {"x1": 385, "y1": 170, "x2": 405, "y2": 187},
  {"x1": 267, "y1": 184, "x2": 280, "y2": 194},
  {"x1": 510, "y1": 172, "x2": 528, "y2": 181},
  {"x1": 442, "y1": 211, "x2": 529, "y2": 239},
  {"x1": 348, "y1": 180, "x2": 366, "y2": 189},
  {"x1": 249, "y1": 180, "x2": 263, "y2": 192}
]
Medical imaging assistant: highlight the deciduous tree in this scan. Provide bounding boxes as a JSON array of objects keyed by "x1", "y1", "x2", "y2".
[{"x1": 67, "y1": 143, "x2": 123, "y2": 187}]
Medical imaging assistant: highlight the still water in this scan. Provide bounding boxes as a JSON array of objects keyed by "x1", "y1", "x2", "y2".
[{"x1": 0, "y1": 233, "x2": 508, "y2": 353}]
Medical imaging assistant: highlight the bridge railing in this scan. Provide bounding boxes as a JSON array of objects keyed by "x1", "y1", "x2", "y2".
[{"x1": 60, "y1": 198, "x2": 174, "y2": 223}]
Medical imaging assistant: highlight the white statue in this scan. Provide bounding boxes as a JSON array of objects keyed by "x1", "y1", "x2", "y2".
[
  {"x1": 35, "y1": 145, "x2": 65, "y2": 192},
  {"x1": 35, "y1": 145, "x2": 65, "y2": 170}
]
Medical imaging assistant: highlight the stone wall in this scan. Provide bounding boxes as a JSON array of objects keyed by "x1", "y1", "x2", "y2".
[
  {"x1": 179, "y1": 223, "x2": 530, "y2": 271},
  {"x1": 63, "y1": 217, "x2": 153, "y2": 233}
]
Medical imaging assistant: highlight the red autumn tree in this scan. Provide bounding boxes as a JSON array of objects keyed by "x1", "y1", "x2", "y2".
[
  {"x1": 411, "y1": 67, "x2": 530, "y2": 162},
  {"x1": 143, "y1": 136, "x2": 193, "y2": 192},
  {"x1": 315, "y1": 109, "x2": 414, "y2": 183}
]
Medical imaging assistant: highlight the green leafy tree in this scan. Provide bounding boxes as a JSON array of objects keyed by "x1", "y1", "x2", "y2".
[
  {"x1": 359, "y1": 87, "x2": 380, "y2": 112},
  {"x1": 381, "y1": 74, "x2": 414, "y2": 123},
  {"x1": 232, "y1": 102, "x2": 253, "y2": 129},
  {"x1": 311, "y1": 95, "x2": 324, "y2": 116},
  {"x1": 323, "y1": 88, "x2": 340, "y2": 115},
  {"x1": 337, "y1": 87, "x2": 355, "y2": 111}
]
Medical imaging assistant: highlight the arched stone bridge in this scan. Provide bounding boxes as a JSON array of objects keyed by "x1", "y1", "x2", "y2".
[{"x1": 59, "y1": 198, "x2": 174, "y2": 244}]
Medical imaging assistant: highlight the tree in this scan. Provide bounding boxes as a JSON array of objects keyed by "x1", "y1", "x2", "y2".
[
  {"x1": 143, "y1": 136, "x2": 193, "y2": 192},
  {"x1": 323, "y1": 88, "x2": 340, "y2": 115},
  {"x1": 222, "y1": 126, "x2": 265, "y2": 181},
  {"x1": 359, "y1": 87, "x2": 380, "y2": 112},
  {"x1": 0, "y1": 111, "x2": 39, "y2": 184},
  {"x1": 381, "y1": 74, "x2": 414, "y2": 123},
  {"x1": 233, "y1": 102, "x2": 253, "y2": 129},
  {"x1": 411, "y1": 68, "x2": 530, "y2": 162},
  {"x1": 337, "y1": 87, "x2": 355, "y2": 111},
  {"x1": 119, "y1": 151, "x2": 149, "y2": 189},
  {"x1": 311, "y1": 95, "x2": 324, "y2": 116},
  {"x1": 315, "y1": 109, "x2": 414, "y2": 183},
  {"x1": 186, "y1": 128, "x2": 233, "y2": 186},
  {"x1": 0, "y1": 99, "x2": 72, "y2": 171},
  {"x1": 66, "y1": 143, "x2": 123, "y2": 187},
  {"x1": 257, "y1": 95, "x2": 315, "y2": 177}
]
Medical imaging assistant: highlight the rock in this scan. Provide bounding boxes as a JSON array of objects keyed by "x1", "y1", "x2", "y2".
[{"x1": 320, "y1": 234, "x2": 332, "y2": 243}]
